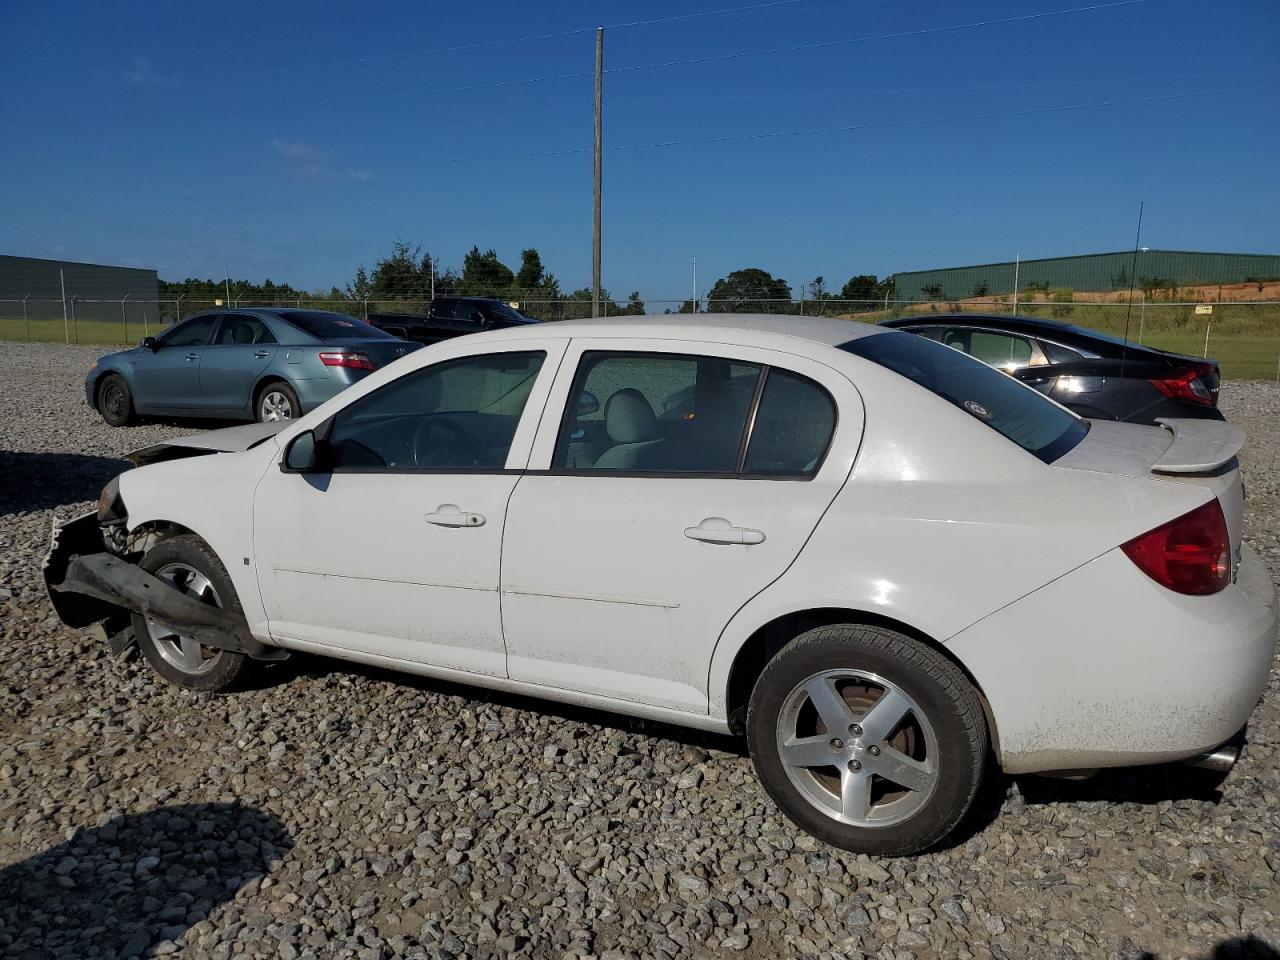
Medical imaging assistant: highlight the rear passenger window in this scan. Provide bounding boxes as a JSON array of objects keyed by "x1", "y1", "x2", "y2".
[
  {"x1": 744, "y1": 370, "x2": 835, "y2": 475},
  {"x1": 554, "y1": 352, "x2": 759, "y2": 473}
]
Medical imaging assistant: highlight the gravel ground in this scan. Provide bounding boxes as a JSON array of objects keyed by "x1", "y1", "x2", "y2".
[{"x1": 2, "y1": 341, "x2": 1278, "y2": 960}]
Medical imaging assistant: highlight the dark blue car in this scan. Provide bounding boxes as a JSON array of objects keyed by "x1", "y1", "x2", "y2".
[{"x1": 86, "y1": 308, "x2": 421, "y2": 426}]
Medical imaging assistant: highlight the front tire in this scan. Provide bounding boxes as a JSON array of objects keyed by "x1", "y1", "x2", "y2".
[
  {"x1": 130, "y1": 535, "x2": 250, "y2": 693},
  {"x1": 256, "y1": 381, "x2": 300, "y2": 423},
  {"x1": 747, "y1": 624, "x2": 987, "y2": 856},
  {"x1": 97, "y1": 373, "x2": 136, "y2": 427}
]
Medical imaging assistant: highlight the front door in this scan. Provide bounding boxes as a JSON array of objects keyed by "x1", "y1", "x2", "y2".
[
  {"x1": 254, "y1": 341, "x2": 564, "y2": 675},
  {"x1": 200, "y1": 314, "x2": 279, "y2": 413},
  {"x1": 133, "y1": 314, "x2": 218, "y2": 411},
  {"x1": 500, "y1": 339, "x2": 863, "y2": 713}
]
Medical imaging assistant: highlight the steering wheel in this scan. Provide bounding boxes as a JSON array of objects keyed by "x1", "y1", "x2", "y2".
[{"x1": 411, "y1": 416, "x2": 483, "y2": 468}]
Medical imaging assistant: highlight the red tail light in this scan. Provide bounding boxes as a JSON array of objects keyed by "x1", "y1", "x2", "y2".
[
  {"x1": 1121, "y1": 499, "x2": 1231, "y2": 595},
  {"x1": 1148, "y1": 367, "x2": 1215, "y2": 407},
  {"x1": 319, "y1": 351, "x2": 375, "y2": 371}
]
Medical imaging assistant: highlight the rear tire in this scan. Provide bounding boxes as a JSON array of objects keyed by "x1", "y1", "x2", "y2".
[
  {"x1": 130, "y1": 535, "x2": 250, "y2": 693},
  {"x1": 256, "y1": 381, "x2": 300, "y2": 423},
  {"x1": 97, "y1": 373, "x2": 136, "y2": 427},
  {"x1": 747, "y1": 623, "x2": 987, "y2": 856}
]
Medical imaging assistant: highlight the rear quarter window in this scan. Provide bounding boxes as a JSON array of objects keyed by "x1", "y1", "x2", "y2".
[{"x1": 841, "y1": 331, "x2": 1087, "y2": 463}]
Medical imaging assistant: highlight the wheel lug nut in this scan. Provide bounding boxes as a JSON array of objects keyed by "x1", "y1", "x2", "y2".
[
  {"x1": 849, "y1": 759, "x2": 862, "y2": 771},
  {"x1": 829, "y1": 738, "x2": 844, "y2": 749},
  {"x1": 849, "y1": 723, "x2": 862, "y2": 736},
  {"x1": 868, "y1": 745, "x2": 881, "y2": 757}
]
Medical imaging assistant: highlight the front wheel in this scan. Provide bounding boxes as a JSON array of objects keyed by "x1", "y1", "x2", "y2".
[
  {"x1": 747, "y1": 624, "x2": 987, "y2": 856},
  {"x1": 130, "y1": 535, "x2": 250, "y2": 692},
  {"x1": 97, "y1": 373, "x2": 136, "y2": 427},
  {"x1": 256, "y1": 381, "x2": 300, "y2": 423}
]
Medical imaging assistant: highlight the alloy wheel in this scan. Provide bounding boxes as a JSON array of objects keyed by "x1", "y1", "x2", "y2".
[{"x1": 145, "y1": 562, "x2": 225, "y2": 675}]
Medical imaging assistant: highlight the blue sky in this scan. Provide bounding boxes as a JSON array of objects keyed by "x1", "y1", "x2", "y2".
[{"x1": 1, "y1": 0, "x2": 1277, "y2": 299}]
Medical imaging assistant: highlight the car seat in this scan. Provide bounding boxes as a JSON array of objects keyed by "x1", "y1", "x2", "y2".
[{"x1": 592, "y1": 388, "x2": 665, "y2": 469}]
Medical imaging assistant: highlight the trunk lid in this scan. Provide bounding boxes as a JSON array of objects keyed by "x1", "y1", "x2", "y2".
[
  {"x1": 1053, "y1": 417, "x2": 1244, "y2": 570},
  {"x1": 324, "y1": 337, "x2": 421, "y2": 369}
]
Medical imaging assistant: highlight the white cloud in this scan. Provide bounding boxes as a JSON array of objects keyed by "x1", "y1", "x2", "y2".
[
  {"x1": 273, "y1": 139, "x2": 375, "y2": 182},
  {"x1": 123, "y1": 57, "x2": 168, "y2": 87}
]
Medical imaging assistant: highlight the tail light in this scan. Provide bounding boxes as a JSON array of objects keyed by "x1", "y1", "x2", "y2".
[
  {"x1": 1121, "y1": 498, "x2": 1231, "y2": 595},
  {"x1": 319, "y1": 351, "x2": 375, "y2": 371},
  {"x1": 1148, "y1": 366, "x2": 1215, "y2": 407}
]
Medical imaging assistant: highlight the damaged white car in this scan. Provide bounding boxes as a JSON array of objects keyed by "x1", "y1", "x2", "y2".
[{"x1": 46, "y1": 315, "x2": 1276, "y2": 855}]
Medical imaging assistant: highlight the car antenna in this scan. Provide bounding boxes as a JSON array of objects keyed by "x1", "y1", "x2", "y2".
[{"x1": 1120, "y1": 201, "x2": 1144, "y2": 377}]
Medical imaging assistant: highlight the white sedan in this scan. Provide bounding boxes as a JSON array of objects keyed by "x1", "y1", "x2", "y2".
[{"x1": 46, "y1": 315, "x2": 1276, "y2": 855}]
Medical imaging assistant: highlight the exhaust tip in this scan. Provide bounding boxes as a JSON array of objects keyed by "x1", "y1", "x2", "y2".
[{"x1": 1183, "y1": 744, "x2": 1241, "y2": 774}]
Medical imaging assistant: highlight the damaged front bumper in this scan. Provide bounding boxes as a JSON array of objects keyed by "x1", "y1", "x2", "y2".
[{"x1": 44, "y1": 512, "x2": 282, "y2": 660}]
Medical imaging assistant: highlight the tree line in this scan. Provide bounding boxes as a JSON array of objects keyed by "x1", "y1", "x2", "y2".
[{"x1": 159, "y1": 241, "x2": 896, "y2": 317}]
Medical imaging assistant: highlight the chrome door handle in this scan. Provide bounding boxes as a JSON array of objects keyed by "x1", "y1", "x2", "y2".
[
  {"x1": 254, "y1": 349, "x2": 271, "y2": 358},
  {"x1": 684, "y1": 517, "x2": 765, "y2": 545},
  {"x1": 184, "y1": 352, "x2": 200, "y2": 361},
  {"x1": 425, "y1": 504, "x2": 485, "y2": 528}
]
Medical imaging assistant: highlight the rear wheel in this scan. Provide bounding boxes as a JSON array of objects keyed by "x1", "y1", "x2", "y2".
[
  {"x1": 97, "y1": 373, "x2": 136, "y2": 427},
  {"x1": 131, "y1": 535, "x2": 249, "y2": 692},
  {"x1": 256, "y1": 381, "x2": 299, "y2": 423},
  {"x1": 747, "y1": 624, "x2": 987, "y2": 855}
]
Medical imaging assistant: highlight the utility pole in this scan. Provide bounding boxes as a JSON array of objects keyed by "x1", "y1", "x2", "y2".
[
  {"x1": 692, "y1": 257, "x2": 697, "y2": 313},
  {"x1": 224, "y1": 265, "x2": 232, "y2": 307},
  {"x1": 592, "y1": 26, "x2": 603, "y2": 318},
  {"x1": 60, "y1": 269, "x2": 69, "y2": 343},
  {"x1": 121, "y1": 294, "x2": 130, "y2": 346},
  {"x1": 1011, "y1": 253, "x2": 1020, "y2": 314}
]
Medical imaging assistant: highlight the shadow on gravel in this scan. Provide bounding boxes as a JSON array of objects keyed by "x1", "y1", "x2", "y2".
[
  {"x1": 277, "y1": 655, "x2": 749, "y2": 756},
  {"x1": 0, "y1": 802, "x2": 291, "y2": 960},
  {"x1": 1127, "y1": 937, "x2": 1280, "y2": 960},
  {"x1": 0, "y1": 450, "x2": 130, "y2": 515}
]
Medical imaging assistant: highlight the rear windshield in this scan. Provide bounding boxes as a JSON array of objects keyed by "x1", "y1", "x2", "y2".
[
  {"x1": 276, "y1": 310, "x2": 395, "y2": 340},
  {"x1": 842, "y1": 332, "x2": 1088, "y2": 463}
]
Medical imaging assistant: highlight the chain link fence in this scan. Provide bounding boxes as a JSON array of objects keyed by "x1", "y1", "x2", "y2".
[{"x1": 3, "y1": 294, "x2": 1279, "y2": 379}]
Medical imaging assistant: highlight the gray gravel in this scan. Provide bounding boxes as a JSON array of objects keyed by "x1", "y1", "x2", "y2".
[{"x1": 2, "y1": 341, "x2": 1278, "y2": 960}]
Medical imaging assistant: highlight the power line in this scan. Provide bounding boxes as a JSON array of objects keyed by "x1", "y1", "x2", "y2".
[
  {"x1": 605, "y1": 0, "x2": 1160, "y2": 78},
  {"x1": 201, "y1": 0, "x2": 811, "y2": 80},
  {"x1": 610, "y1": 70, "x2": 1269, "y2": 106},
  {"x1": 373, "y1": 82, "x2": 1280, "y2": 167},
  {"x1": 269, "y1": 0, "x2": 1165, "y2": 114}
]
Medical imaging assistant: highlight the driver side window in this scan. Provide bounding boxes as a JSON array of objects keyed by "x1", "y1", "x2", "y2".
[
  {"x1": 325, "y1": 351, "x2": 546, "y2": 471},
  {"x1": 161, "y1": 315, "x2": 218, "y2": 347}
]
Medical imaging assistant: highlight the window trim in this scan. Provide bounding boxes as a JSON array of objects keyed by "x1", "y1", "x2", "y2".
[{"x1": 546, "y1": 349, "x2": 836, "y2": 481}]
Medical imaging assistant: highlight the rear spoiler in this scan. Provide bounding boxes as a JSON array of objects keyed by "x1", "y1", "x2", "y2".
[{"x1": 1151, "y1": 418, "x2": 1245, "y2": 475}]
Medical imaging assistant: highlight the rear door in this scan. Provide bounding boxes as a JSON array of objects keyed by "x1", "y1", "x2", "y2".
[
  {"x1": 199, "y1": 314, "x2": 279, "y2": 412},
  {"x1": 132, "y1": 314, "x2": 218, "y2": 411},
  {"x1": 499, "y1": 338, "x2": 864, "y2": 713}
]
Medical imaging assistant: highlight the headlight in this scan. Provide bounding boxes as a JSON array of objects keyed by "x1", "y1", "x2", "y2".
[
  {"x1": 97, "y1": 476, "x2": 125, "y2": 522},
  {"x1": 88, "y1": 360, "x2": 98, "y2": 372}
]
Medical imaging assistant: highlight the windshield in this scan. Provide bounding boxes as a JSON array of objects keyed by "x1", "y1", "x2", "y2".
[
  {"x1": 842, "y1": 332, "x2": 1088, "y2": 463},
  {"x1": 276, "y1": 310, "x2": 395, "y2": 340}
]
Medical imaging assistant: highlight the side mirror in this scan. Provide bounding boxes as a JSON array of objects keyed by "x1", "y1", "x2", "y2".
[
  {"x1": 281, "y1": 430, "x2": 327, "y2": 473},
  {"x1": 142, "y1": 336, "x2": 159, "y2": 351},
  {"x1": 576, "y1": 391, "x2": 600, "y2": 417}
]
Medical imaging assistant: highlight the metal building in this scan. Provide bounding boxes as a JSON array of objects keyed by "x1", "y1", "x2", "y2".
[
  {"x1": 893, "y1": 250, "x2": 1280, "y2": 301},
  {"x1": 0, "y1": 254, "x2": 159, "y2": 324}
]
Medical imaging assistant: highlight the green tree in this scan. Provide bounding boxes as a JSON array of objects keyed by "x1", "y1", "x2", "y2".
[
  {"x1": 515, "y1": 248, "x2": 545, "y2": 291},
  {"x1": 346, "y1": 265, "x2": 372, "y2": 301},
  {"x1": 706, "y1": 268, "x2": 792, "y2": 313},
  {"x1": 840, "y1": 274, "x2": 879, "y2": 302},
  {"x1": 370, "y1": 240, "x2": 432, "y2": 301},
  {"x1": 622, "y1": 291, "x2": 646, "y2": 315},
  {"x1": 460, "y1": 247, "x2": 515, "y2": 297}
]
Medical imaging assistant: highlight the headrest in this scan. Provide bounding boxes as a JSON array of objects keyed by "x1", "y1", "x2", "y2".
[{"x1": 604, "y1": 388, "x2": 658, "y2": 444}]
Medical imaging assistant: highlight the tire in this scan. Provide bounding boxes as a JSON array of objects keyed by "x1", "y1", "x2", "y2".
[
  {"x1": 746, "y1": 623, "x2": 987, "y2": 856},
  {"x1": 96, "y1": 373, "x2": 136, "y2": 427},
  {"x1": 130, "y1": 534, "x2": 250, "y2": 693},
  {"x1": 256, "y1": 381, "x2": 300, "y2": 423}
]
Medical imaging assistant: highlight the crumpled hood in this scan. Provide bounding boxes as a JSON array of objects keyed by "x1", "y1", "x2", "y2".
[{"x1": 126, "y1": 420, "x2": 288, "y2": 466}]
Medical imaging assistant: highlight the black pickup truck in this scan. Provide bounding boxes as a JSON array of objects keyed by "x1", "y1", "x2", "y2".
[{"x1": 368, "y1": 297, "x2": 539, "y2": 346}]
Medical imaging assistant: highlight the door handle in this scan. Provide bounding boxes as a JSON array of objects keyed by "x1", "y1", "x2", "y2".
[
  {"x1": 684, "y1": 517, "x2": 765, "y2": 545},
  {"x1": 254, "y1": 349, "x2": 271, "y2": 358},
  {"x1": 425, "y1": 504, "x2": 486, "y2": 528},
  {"x1": 184, "y1": 352, "x2": 200, "y2": 361}
]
